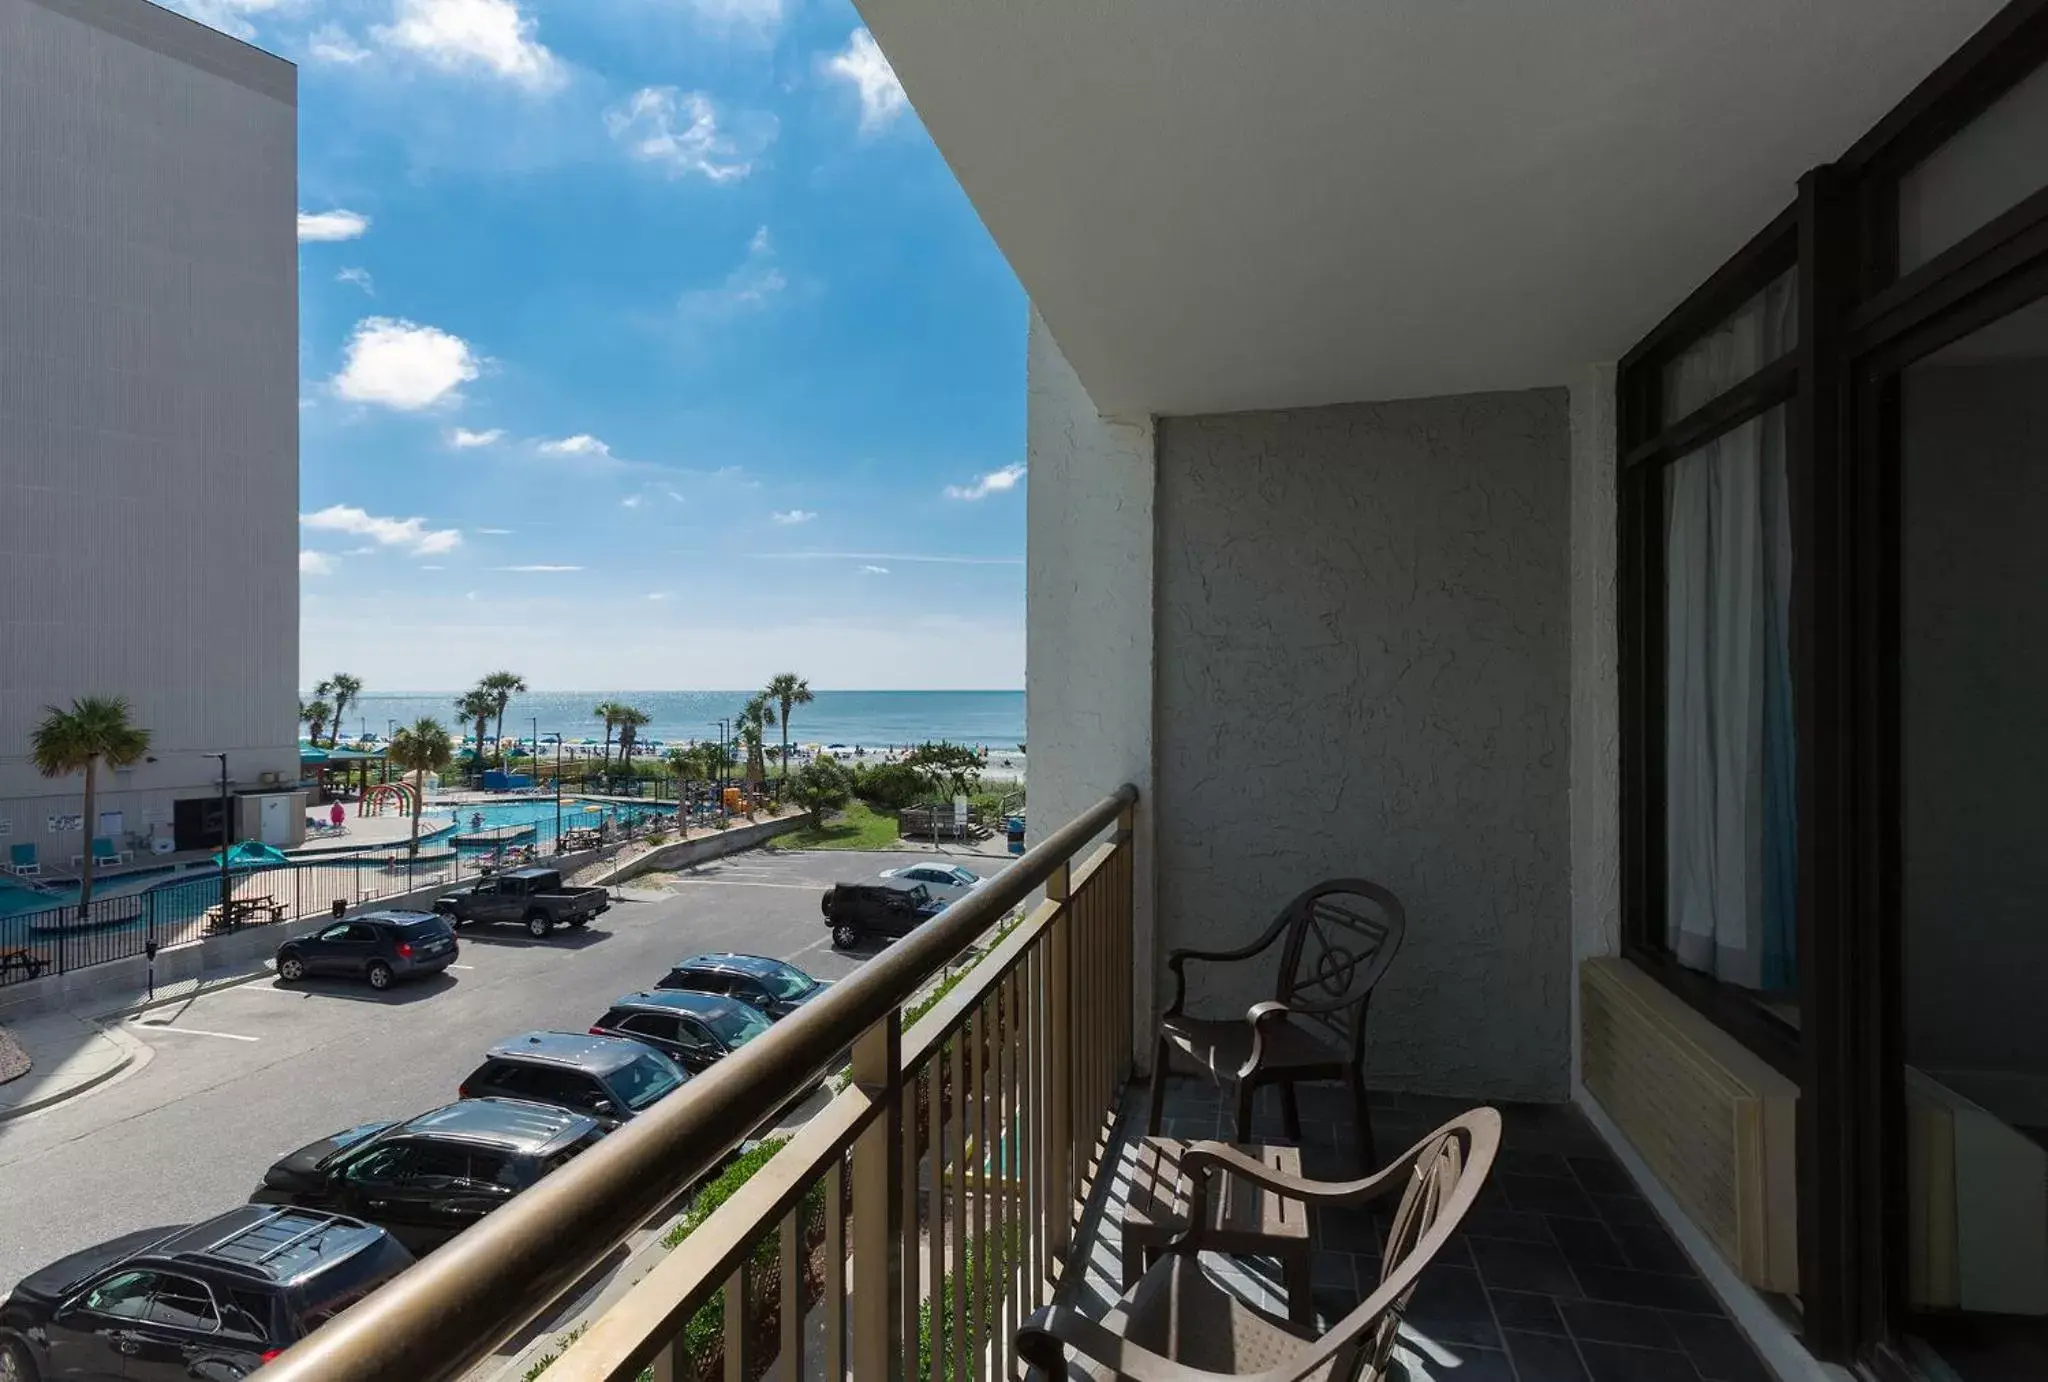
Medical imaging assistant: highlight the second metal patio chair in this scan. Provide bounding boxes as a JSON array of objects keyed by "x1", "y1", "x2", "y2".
[{"x1": 1147, "y1": 879, "x2": 1406, "y2": 1167}]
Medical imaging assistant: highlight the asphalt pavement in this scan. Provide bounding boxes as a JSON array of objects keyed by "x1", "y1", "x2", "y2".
[{"x1": 0, "y1": 845, "x2": 1010, "y2": 1300}]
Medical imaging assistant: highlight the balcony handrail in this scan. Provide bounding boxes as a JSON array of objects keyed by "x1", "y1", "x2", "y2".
[{"x1": 261, "y1": 783, "x2": 1141, "y2": 1382}]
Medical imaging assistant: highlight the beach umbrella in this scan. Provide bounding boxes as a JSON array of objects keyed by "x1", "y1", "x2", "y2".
[{"x1": 211, "y1": 841, "x2": 292, "y2": 869}]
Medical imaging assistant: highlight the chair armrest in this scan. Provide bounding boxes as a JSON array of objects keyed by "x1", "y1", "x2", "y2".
[
  {"x1": 1017, "y1": 1305, "x2": 1243, "y2": 1382},
  {"x1": 1178, "y1": 1137, "x2": 1417, "y2": 1214},
  {"x1": 1162, "y1": 920, "x2": 1290, "y2": 1016},
  {"x1": 1236, "y1": 1000, "x2": 1295, "y2": 1079}
]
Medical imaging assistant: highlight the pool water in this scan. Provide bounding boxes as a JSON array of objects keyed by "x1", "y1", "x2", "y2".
[{"x1": 439, "y1": 797, "x2": 668, "y2": 847}]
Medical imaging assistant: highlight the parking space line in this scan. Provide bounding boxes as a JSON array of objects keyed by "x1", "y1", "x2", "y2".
[
  {"x1": 130, "y1": 1020, "x2": 259, "y2": 1042},
  {"x1": 448, "y1": 963, "x2": 475, "y2": 969},
  {"x1": 668, "y1": 879, "x2": 819, "y2": 891}
]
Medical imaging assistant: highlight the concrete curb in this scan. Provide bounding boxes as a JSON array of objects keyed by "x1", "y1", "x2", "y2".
[{"x1": 0, "y1": 1018, "x2": 147, "y2": 1124}]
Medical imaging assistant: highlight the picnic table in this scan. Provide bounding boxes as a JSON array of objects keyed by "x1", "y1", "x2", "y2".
[
  {"x1": 1, "y1": 948, "x2": 49, "y2": 980},
  {"x1": 204, "y1": 895, "x2": 287, "y2": 932}
]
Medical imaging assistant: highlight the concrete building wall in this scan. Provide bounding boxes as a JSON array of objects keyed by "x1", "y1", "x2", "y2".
[
  {"x1": 0, "y1": 0, "x2": 298, "y2": 861},
  {"x1": 1153, "y1": 389, "x2": 1573, "y2": 1101}
]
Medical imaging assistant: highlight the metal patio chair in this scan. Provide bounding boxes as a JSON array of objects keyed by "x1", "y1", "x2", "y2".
[
  {"x1": 1147, "y1": 879, "x2": 1406, "y2": 1168},
  {"x1": 1017, "y1": 1108, "x2": 1501, "y2": 1381}
]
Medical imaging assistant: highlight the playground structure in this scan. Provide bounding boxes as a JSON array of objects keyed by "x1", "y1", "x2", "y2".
[{"x1": 360, "y1": 782, "x2": 417, "y2": 817}]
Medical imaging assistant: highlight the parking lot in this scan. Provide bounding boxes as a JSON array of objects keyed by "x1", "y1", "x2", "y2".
[{"x1": 0, "y1": 846, "x2": 1010, "y2": 1310}]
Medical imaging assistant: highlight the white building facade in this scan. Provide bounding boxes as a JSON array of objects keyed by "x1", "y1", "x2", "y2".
[{"x1": 0, "y1": 0, "x2": 301, "y2": 860}]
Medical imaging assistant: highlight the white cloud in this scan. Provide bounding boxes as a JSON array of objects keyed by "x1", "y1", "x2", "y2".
[
  {"x1": 420, "y1": 564, "x2": 446, "y2": 570},
  {"x1": 344, "y1": 546, "x2": 379, "y2": 557},
  {"x1": 680, "y1": 226, "x2": 787, "y2": 321},
  {"x1": 825, "y1": 28, "x2": 907, "y2": 133},
  {"x1": 859, "y1": 564, "x2": 889, "y2": 575},
  {"x1": 475, "y1": 526, "x2": 514, "y2": 535},
  {"x1": 750, "y1": 549, "x2": 1023, "y2": 566},
  {"x1": 302, "y1": 504, "x2": 463, "y2": 557},
  {"x1": 332, "y1": 317, "x2": 480, "y2": 410},
  {"x1": 299, "y1": 551, "x2": 337, "y2": 576},
  {"x1": 336, "y1": 267, "x2": 376, "y2": 295},
  {"x1": 621, "y1": 494, "x2": 642, "y2": 508},
  {"x1": 448, "y1": 427, "x2": 504, "y2": 449},
  {"x1": 496, "y1": 564, "x2": 583, "y2": 572},
  {"x1": 606, "y1": 88, "x2": 767, "y2": 182},
  {"x1": 681, "y1": 0, "x2": 782, "y2": 38},
  {"x1": 537, "y1": 434, "x2": 614, "y2": 462},
  {"x1": 374, "y1": 0, "x2": 564, "y2": 91},
  {"x1": 298, "y1": 209, "x2": 370, "y2": 242},
  {"x1": 944, "y1": 463, "x2": 1026, "y2": 501},
  {"x1": 665, "y1": 490, "x2": 686, "y2": 503},
  {"x1": 771, "y1": 509, "x2": 817, "y2": 525},
  {"x1": 308, "y1": 24, "x2": 372, "y2": 64},
  {"x1": 161, "y1": 0, "x2": 285, "y2": 41},
  {"x1": 646, "y1": 592, "x2": 669, "y2": 601}
]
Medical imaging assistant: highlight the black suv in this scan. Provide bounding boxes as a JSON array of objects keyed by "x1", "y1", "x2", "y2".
[
  {"x1": 251, "y1": 1098, "x2": 601, "y2": 1255},
  {"x1": 0, "y1": 1205, "x2": 412, "y2": 1381},
  {"x1": 275, "y1": 910, "x2": 457, "y2": 990},
  {"x1": 458, "y1": 1031, "x2": 686, "y2": 1129},
  {"x1": 590, "y1": 991, "x2": 773, "y2": 1073},
  {"x1": 821, "y1": 880, "x2": 943, "y2": 949},
  {"x1": 655, "y1": 953, "x2": 830, "y2": 1019}
]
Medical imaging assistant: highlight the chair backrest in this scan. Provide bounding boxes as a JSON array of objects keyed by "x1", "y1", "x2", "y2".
[
  {"x1": 1297, "y1": 1108, "x2": 1501, "y2": 1382},
  {"x1": 9, "y1": 844, "x2": 34, "y2": 866},
  {"x1": 91, "y1": 837, "x2": 116, "y2": 856},
  {"x1": 1270, "y1": 879, "x2": 1406, "y2": 1060}
]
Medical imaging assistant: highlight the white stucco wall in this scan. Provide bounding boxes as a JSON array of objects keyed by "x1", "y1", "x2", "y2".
[
  {"x1": 1569, "y1": 366, "x2": 1622, "y2": 1083},
  {"x1": 1023, "y1": 309, "x2": 1158, "y2": 1059},
  {"x1": 1152, "y1": 389, "x2": 1572, "y2": 1102}
]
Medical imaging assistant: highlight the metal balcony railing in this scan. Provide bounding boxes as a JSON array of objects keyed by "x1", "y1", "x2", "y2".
[{"x1": 261, "y1": 785, "x2": 1140, "y2": 1382}]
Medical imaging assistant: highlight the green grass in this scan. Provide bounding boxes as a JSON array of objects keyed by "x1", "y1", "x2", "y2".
[{"x1": 765, "y1": 801, "x2": 900, "y2": 851}]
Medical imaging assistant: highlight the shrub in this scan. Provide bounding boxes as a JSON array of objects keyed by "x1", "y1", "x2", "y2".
[
  {"x1": 852, "y1": 761, "x2": 926, "y2": 810},
  {"x1": 792, "y1": 755, "x2": 854, "y2": 816}
]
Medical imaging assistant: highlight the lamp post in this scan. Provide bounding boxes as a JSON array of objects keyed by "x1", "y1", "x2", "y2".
[
  {"x1": 709, "y1": 719, "x2": 729, "y2": 828},
  {"x1": 553, "y1": 734, "x2": 563, "y2": 846},
  {"x1": 205, "y1": 753, "x2": 231, "y2": 930}
]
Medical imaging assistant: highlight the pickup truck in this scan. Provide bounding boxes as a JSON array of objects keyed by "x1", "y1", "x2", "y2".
[{"x1": 433, "y1": 867, "x2": 609, "y2": 938}]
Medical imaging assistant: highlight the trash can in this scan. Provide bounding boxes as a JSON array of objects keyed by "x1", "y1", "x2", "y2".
[{"x1": 1005, "y1": 815, "x2": 1026, "y2": 856}]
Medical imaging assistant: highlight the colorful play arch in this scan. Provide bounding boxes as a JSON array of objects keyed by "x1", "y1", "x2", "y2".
[{"x1": 360, "y1": 782, "x2": 417, "y2": 817}]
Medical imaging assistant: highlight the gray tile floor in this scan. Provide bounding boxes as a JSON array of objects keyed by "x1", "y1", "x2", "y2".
[{"x1": 1059, "y1": 1078, "x2": 1773, "y2": 1382}]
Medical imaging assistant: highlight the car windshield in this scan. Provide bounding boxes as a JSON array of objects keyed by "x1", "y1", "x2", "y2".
[
  {"x1": 703, "y1": 1005, "x2": 774, "y2": 1048},
  {"x1": 754, "y1": 962, "x2": 814, "y2": 1000},
  {"x1": 612, "y1": 1053, "x2": 684, "y2": 1111},
  {"x1": 315, "y1": 1122, "x2": 396, "y2": 1168}
]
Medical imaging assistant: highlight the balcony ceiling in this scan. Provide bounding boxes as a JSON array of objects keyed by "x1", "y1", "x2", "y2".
[{"x1": 859, "y1": 0, "x2": 2005, "y2": 416}]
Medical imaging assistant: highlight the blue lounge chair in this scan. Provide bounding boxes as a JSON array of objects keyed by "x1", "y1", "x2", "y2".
[
  {"x1": 6, "y1": 843, "x2": 38, "y2": 877},
  {"x1": 92, "y1": 837, "x2": 127, "y2": 868}
]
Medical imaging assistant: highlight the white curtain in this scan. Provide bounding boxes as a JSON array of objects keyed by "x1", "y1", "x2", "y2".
[{"x1": 1664, "y1": 278, "x2": 1798, "y2": 991}]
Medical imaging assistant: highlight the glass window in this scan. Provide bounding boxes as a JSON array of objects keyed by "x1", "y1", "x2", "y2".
[
  {"x1": 620, "y1": 1012, "x2": 678, "y2": 1041},
  {"x1": 758, "y1": 963, "x2": 815, "y2": 1001},
  {"x1": 145, "y1": 1276, "x2": 219, "y2": 1332},
  {"x1": 342, "y1": 1144, "x2": 416, "y2": 1184},
  {"x1": 1661, "y1": 401, "x2": 1799, "y2": 1001},
  {"x1": 1661, "y1": 270, "x2": 1797, "y2": 420},
  {"x1": 316, "y1": 924, "x2": 350, "y2": 943},
  {"x1": 83, "y1": 1271, "x2": 159, "y2": 1319},
  {"x1": 703, "y1": 1005, "x2": 772, "y2": 1049},
  {"x1": 1898, "y1": 59, "x2": 2048, "y2": 274},
  {"x1": 609, "y1": 1054, "x2": 682, "y2": 1110}
]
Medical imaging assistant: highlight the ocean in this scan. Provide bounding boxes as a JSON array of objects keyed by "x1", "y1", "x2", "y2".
[{"x1": 318, "y1": 690, "x2": 1026, "y2": 751}]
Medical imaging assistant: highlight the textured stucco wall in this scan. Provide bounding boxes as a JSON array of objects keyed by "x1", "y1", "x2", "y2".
[
  {"x1": 1024, "y1": 309, "x2": 1158, "y2": 1058},
  {"x1": 1155, "y1": 390, "x2": 1572, "y2": 1101},
  {"x1": 1569, "y1": 366, "x2": 1622, "y2": 1083},
  {"x1": 0, "y1": 0, "x2": 298, "y2": 853}
]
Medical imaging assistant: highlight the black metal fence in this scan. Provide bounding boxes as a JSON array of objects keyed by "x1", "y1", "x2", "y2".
[{"x1": 0, "y1": 792, "x2": 740, "y2": 990}]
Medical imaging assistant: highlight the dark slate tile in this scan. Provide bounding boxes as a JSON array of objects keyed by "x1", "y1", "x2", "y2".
[
  {"x1": 1494, "y1": 1101, "x2": 1610, "y2": 1154},
  {"x1": 1568, "y1": 1155, "x2": 1639, "y2": 1196},
  {"x1": 1413, "y1": 1345, "x2": 1518, "y2": 1380},
  {"x1": 1505, "y1": 1329, "x2": 1593, "y2": 1382},
  {"x1": 1501, "y1": 1172, "x2": 1600, "y2": 1220},
  {"x1": 1548, "y1": 1215, "x2": 1629, "y2": 1270},
  {"x1": 1578, "y1": 1341, "x2": 1702, "y2": 1382},
  {"x1": 1316, "y1": 1202, "x2": 1384, "y2": 1254},
  {"x1": 1406, "y1": 1263, "x2": 1498, "y2": 1327},
  {"x1": 1612, "y1": 1224, "x2": 1696, "y2": 1277},
  {"x1": 1311, "y1": 1250, "x2": 1357, "y2": 1292},
  {"x1": 1662, "y1": 1311, "x2": 1772, "y2": 1382},
  {"x1": 1468, "y1": 1237, "x2": 1584, "y2": 1296},
  {"x1": 1161, "y1": 1114, "x2": 1223, "y2": 1139},
  {"x1": 1312, "y1": 1285, "x2": 1359, "y2": 1324},
  {"x1": 1489, "y1": 1289, "x2": 1567, "y2": 1336},
  {"x1": 1575, "y1": 1266, "x2": 1722, "y2": 1315},
  {"x1": 1592, "y1": 1191, "x2": 1664, "y2": 1229},
  {"x1": 1500, "y1": 1150, "x2": 1577, "y2": 1180},
  {"x1": 1461, "y1": 1205, "x2": 1554, "y2": 1244},
  {"x1": 1559, "y1": 1299, "x2": 1680, "y2": 1350}
]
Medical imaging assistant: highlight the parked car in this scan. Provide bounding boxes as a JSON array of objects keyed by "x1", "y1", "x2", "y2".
[
  {"x1": 589, "y1": 990, "x2": 774, "y2": 1074},
  {"x1": 250, "y1": 1099, "x2": 601, "y2": 1255},
  {"x1": 274, "y1": 910, "x2": 457, "y2": 990},
  {"x1": 0, "y1": 1205, "x2": 413, "y2": 1381},
  {"x1": 878, "y1": 863, "x2": 983, "y2": 897},
  {"x1": 457, "y1": 1031, "x2": 685, "y2": 1130},
  {"x1": 431, "y1": 867, "x2": 609, "y2": 938},
  {"x1": 821, "y1": 879, "x2": 945, "y2": 949},
  {"x1": 654, "y1": 952, "x2": 830, "y2": 1019}
]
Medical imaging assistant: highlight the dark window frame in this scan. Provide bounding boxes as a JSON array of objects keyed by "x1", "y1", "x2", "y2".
[{"x1": 1617, "y1": 2, "x2": 2048, "y2": 1367}]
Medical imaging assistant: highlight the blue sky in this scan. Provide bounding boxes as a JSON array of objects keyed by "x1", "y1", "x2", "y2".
[{"x1": 172, "y1": 0, "x2": 1027, "y2": 690}]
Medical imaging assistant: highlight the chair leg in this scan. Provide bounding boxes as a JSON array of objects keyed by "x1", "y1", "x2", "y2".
[
  {"x1": 1350, "y1": 1067, "x2": 1376, "y2": 1169},
  {"x1": 1146, "y1": 1035, "x2": 1171, "y2": 1135},
  {"x1": 1233, "y1": 1081, "x2": 1256, "y2": 1145},
  {"x1": 1279, "y1": 1081, "x2": 1304, "y2": 1142}
]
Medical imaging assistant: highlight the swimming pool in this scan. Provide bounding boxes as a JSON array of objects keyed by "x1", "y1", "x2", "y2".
[{"x1": 440, "y1": 796, "x2": 669, "y2": 845}]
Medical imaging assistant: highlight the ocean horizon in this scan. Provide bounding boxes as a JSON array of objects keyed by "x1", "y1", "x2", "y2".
[{"x1": 314, "y1": 689, "x2": 1026, "y2": 751}]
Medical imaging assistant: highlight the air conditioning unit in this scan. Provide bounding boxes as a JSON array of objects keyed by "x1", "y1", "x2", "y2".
[{"x1": 259, "y1": 771, "x2": 282, "y2": 786}]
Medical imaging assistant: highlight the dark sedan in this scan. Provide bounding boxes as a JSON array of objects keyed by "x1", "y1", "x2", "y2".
[
  {"x1": 275, "y1": 910, "x2": 457, "y2": 990},
  {"x1": 654, "y1": 952, "x2": 830, "y2": 1019},
  {"x1": 590, "y1": 990, "x2": 774, "y2": 1073}
]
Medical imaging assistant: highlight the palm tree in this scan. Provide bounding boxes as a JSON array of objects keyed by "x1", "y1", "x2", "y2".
[
  {"x1": 480, "y1": 670, "x2": 526, "y2": 767},
  {"x1": 765, "y1": 673, "x2": 814, "y2": 800},
  {"x1": 614, "y1": 705, "x2": 650, "y2": 781},
  {"x1": 322, "y1": 673, "x2": 363, "y2": 747},
  {"x1": 386, "y1": 717, "x2": 453, "y2": 859},
  {"x1": 593, "y1": 700, "x2": 624, "y2": 776},
  {"x1": 737, "y1": 694, "x2": 773, "y2": 788},
  {"x1": 30, "y1": 698, "x2": 151, "y2": 916},
  {"x1": 300, "y1": 697, "x2": 333, "y2": 747},
  {"x1": 454, "y1": 689, "x2": 496, "y2": 772}
]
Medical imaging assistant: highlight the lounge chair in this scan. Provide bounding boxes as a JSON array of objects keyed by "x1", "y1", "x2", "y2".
[
  {"x1": 6, "y1": 843, "x2": 38, "y2": 877},
  {"x1": 74, "y1": 838, "x2": 128, "y2": 870},
  {"x1": 1017, "y1": 1108, "x2": 1501, "y2": 1381}
]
